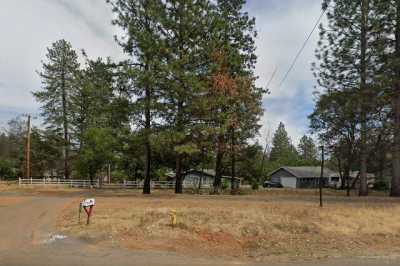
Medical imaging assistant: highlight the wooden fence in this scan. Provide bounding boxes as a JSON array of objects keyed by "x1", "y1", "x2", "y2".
[{"x1": 18, "y1": 178, "x2": 213, "y2": 189}]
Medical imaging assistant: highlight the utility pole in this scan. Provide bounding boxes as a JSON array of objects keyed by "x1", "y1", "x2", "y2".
[
  {"x1": 319, "y1": 145, "x2": 325, "y2": 207},
  {"x1": 259, "y1": 129, "x2": 271, "y2": 183},
  {"x1": 25, "y1": 115, "x2": 31, "y2": 179}
]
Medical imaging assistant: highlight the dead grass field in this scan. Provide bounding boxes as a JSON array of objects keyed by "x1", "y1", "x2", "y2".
[
  {"x1": 0, "y1": 196, "x2": 32, "y2": 207},
  {"x1": 57, "y1": 189, "x2": 400, "y2": 262},
  {"x1": 0, "y1": 183, "x2": 84, "y2": 195}
]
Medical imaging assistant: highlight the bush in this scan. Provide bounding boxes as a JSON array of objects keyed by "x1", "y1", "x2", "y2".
[
  {"x1": 374, "y1": 177, "x2": 390, "y2": 191},
  {"x1": 251, "y1": 181, "x2": 259, "y2": 190},
  {"x1": 111, "y1": 170, "x2": 128, "y2": 183},
  {"x1": 222, "y1": 179, "x2": 229, "y2": 190},
  {"x1": 0, "y1": 159, "x2": 17, "y2": 180}
]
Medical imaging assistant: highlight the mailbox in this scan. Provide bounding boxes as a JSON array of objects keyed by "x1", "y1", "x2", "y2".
[
  {"x1": 81, "y1": 198, "x2": 95, "y2": 207},
  {"x1": 79, "y1": 198, "x2": 95, "y2": 225}
]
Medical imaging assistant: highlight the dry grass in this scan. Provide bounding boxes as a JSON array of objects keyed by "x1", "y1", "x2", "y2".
[
  {"x1": 0, "y1": 183, "x2": 19, "y2": 192},
  {"x1": 0, "y1": 183, "x2": 85, "y2": 195},
  {"x1": 0, "y1": 196, "x2": 32, "y2": 207},
  {"x1": 57, "y1": 189, "x2": 400, "y2": 261}
]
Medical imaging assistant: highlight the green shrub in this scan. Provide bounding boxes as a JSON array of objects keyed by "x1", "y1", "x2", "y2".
[
  {"x1": 0, "y1": 159, "x2": 17, "y2": 180},
  {"x1": 251, "y1": 181, "x2": 259, "y2": 190},
  {"x1": 111, "y1": 170, "x2": 128, "y2": 183},
  {"x1": 222, "y1": 179, "x2": 229, "y2": 190}
]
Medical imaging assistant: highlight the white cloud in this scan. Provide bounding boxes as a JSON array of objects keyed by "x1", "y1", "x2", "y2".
[
  {"x1": 246, "y1": 0, "x2": 322, "y2": 145},
  {"x1": 0, "y1": 0, "x2": 126, "y2": 128}
]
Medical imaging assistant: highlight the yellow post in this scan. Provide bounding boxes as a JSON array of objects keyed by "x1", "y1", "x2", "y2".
[{"x1": 169, "y1": 209, "x2": 177, "y2": 227}]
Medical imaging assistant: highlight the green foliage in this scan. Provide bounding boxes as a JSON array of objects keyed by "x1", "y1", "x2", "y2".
[
  {"x1": 269, "y1": 122, "x2": 299, "y2": 164},
  {"x1": 0, "y1": 159, "x2": 17, "y2": 180},
  {"x1": 222, "y1": 179, "x2": 229, "y2": 190},
  {"x1": 33, "y1": 40, "x2": 80, "y2": 133},
  {"x1": 298, "y1": 135, "x2": 318, "y2": 165},
  {"x1": 251, "y1": 181, "x2": 259, "y2": 190},
  {"x1": 33, "y1": 39, "x2": 80, "y2": 179},
  {"x1": 75, "y1": 128, "x2": 115, "y2": 180},
  {"x1": 71, "y1": 56, "x2": 115, "y2": 148},
  {"x1": 110, "y1": 170, "x2": 128, "y2": 183},
  {"x1": 16, "y1": 1, "x2": 266, "y2": 194},
  {"x1": 30, "y1": 128, "x2": 62, "y2": 177}
]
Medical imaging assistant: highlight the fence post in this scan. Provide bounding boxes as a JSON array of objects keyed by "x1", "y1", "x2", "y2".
[
  {"x1": 30, "y1": 177, "x2": 32, "y2": 185},
  {"x1": 18, "y1": 177, "x2": 21, "y2": 185}
]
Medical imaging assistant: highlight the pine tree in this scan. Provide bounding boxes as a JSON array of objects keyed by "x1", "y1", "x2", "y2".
[
  {"x1": 313, "y1": 0, "x2": 380, "y2": 196},
  {"x1": 33, "y1": 39, "x2": 80, "y2": 179},
  {"x1": 298, "y1": 135, "x2": 318, "y2": 164},
  {"x1": 373, "y1": 0, "x2": 400, "y2": 196},
  {"x1": 108, "y1": 0, "x2": 166, "y2": 194},
  {"x1": 71, "y1": 56, "x2": 114, "y2": 150},
  {"x1": 389, "y1": 0, "x2": 400, "y2": 196},
  {"x1": 157, "y1": 0, "x2": 215, "y2": 194},
  {"x1": 206, "y1": 0, "x2": 263, "y2": 193},
  {"x1": 269, "y1": 122, "x2": 298, "y2": 164}
]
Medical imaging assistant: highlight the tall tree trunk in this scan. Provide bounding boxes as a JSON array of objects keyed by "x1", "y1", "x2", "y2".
[
  {"x1": 343, "y1": 163, "x2": 351, "y2": 196},
  {"x1": 392, "y1": 87, "x2": 400, "y2": 197},
  {"x1": 337, "y1": 156, "x2": 344, "y2": 189},
  {"x1": 175, "y1": 101, "x2": 184, "y2": 194},
  {"x1": 359, "y1": 0, "x2": 369, "y2": 196},
  {"x1": 175, "y1": 154, "x2": 183, "y2": 193},
  {"x1": 391, "y1": 0, "x2": 400, "y2": 197},
  {"x1": 61, "y1": 73, "x2": 70, "y2": 180},
  {"x1": 230, "y1": 127, "x2": 236, "y2": 194},
  {"x1": 213, "y1": 134, "x2": 224, "y2": 194},
  {"x1": 143, "y1": 84, "x2": 151, "y2": 195},
  {"x1": 197, "y1": 147, "x2": 205, "y2": 192}
]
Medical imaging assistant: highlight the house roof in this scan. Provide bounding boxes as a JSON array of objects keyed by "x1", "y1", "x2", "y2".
[
  {"x1": 270, "y1": 166, "x2": 339, "y2": 179},
  {"x1": 349, "y1": 171, "x2": 375, "y2": 179},
  {"x1": 167, "y1": 169, "x2": 241, "y2": 180},
  {"x1": 185, "y1": 169, "x2": 215, "y2": 177}
]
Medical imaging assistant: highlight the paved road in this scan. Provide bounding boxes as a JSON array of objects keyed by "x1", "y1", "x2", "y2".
[{"x1": 1, "y1": 195, "x2": 399, "y2": 266}]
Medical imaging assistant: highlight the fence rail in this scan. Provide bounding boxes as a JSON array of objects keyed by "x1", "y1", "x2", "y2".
[
  {"x1": 18, "y1": 178, "x2": 214, "y2": 189},
  {"x1": 19, "y1": 178, "x2": 95, "y2": 188}
]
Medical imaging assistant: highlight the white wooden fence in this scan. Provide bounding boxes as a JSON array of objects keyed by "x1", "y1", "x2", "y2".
[
  {"x1": 19, "y1": 178, "x2": 96, "y2": 188},
  {"x1": 18, "y1": 178, "x2": 213, "y2": 189}
]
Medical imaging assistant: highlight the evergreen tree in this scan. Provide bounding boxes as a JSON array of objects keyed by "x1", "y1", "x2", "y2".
[
  {"x1": 158, "y1": 0, "x2": 215, "y2": 194},
  {"x1": 71, "y1": 56, "x2": 115, "y2": 150},
  {"x1": 373, "y1": 0, "x2": 400, "y2": 196},
  {"x1": 313, "y1": 0, "x2": 380, "y2": 196},
  {"x1": 108, "y1": 0, "x2": 166, "y2": 194},
  {"x1": 206, "y1": 0, "x2": 263, "y2": 193},
  {"x1": 33, "y1": 40, "x2": 80, "y2": 179},
  {"x1": 75, "y1": 128, "x2": 115, "y2": 184},
  {"x1": 269, "y1": 122, "x2": 298, "y2": 164},
  {"x1": 30, "y1": 128, "x2": 62, "y2": 177},
  {"x1": 298, "y1": 135, "x2": 318, "y2": 164},
  {"x1": 310, "y1": 90, "x2": 359, "y2": 194}
]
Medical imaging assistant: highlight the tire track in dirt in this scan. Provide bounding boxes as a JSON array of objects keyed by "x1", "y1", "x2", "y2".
[{"x1": 0, "y1": 196, "x2": 71, "y2": 249}]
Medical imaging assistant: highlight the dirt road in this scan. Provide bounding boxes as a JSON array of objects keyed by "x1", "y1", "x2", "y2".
[{"x1": 0, "y1": 193, "x2": 399, "y2": 266}]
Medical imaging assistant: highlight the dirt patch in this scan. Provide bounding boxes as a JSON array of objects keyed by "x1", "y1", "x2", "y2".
[
  {"x1": 57, "y1": 190, "x2": 400, "y2": 262},
  {"x1": 0, "y1": 196, "x2": 31, "y2": 207}
]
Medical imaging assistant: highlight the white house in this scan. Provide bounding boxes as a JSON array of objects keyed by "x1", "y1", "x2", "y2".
[{"x1": 269, "y1": 166, "x2": 340, "y2": 189}]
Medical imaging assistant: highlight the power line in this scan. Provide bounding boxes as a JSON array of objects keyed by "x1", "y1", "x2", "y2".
[
  {"x1": 266, "y1": 66, "x2": 278, "y2": 91},
  {"x1": 276, "y1": 9, "x2": 326, "y2": 90}
]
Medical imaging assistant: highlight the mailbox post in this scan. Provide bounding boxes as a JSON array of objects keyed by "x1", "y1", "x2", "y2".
[{"x1": 79, "y1": 198, "x2": 95, "y2": 225}]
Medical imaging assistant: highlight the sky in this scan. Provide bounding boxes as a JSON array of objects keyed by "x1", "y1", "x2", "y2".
[{"x1": 0, "y1": 0, "x2": 323, "y2": 146}]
